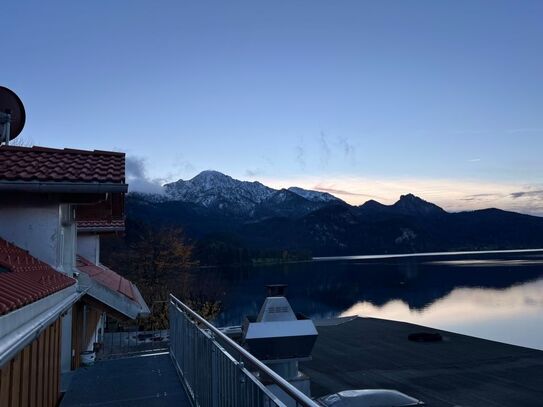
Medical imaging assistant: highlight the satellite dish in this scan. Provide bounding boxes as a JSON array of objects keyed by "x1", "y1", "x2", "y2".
[{"x1": 0, "y1": 86, "x2": 26, "y2": 145}]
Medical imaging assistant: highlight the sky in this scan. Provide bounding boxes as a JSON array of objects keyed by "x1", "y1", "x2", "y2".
[{"x1": 2, "y1": 1, "x2": 543, "y2": 215}]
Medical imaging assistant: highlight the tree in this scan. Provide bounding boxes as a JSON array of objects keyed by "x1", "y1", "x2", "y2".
[
  {"x1": 101, "y1": 221, "x2": 221, "y2": 330},
  {"x1": 130, "y1": 226, "x2": 196, "y2": 283}
]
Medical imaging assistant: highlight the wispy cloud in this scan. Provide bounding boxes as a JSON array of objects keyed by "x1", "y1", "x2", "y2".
[
  {"x1": 261, "y1": 154, "x2": 275, "y2": 168},
  {"x1": 294, "y1": 138, "x2": 306, "y2": 169},
  {"x1": 293, "y1": 132, "x2": 357, "y2": 170},
  {"x1": 510, "y1": 190, "x2": 543, "y2": 199},
  {"x1": 313, "y1": 185, "x2": 376, "y2": 199},
  {"x1": 468, "y1": 158, "x2": 481, "y2": 162},
  {"x1": 461, "y1": 193, "x2": 503, "y2": 202},
  {"x1": 245, "y1": 168, "x2": 265, "y2": 178},
  {"x1": 450, "y1": 129, "x2": 488, "y2": 135},
  {"x1": 336, "y1": 136, "x2": 356, "y2": 164},
  {"x1": 261, "y1": 175, "x2": 543, "y2": 216},
  {"x1": 318, "y1": 132, "x2": 331, "y2": 168},
  {"x1": 506, "y1": 128, "x2": 543, "y2": 134},
  {"x1": 126, "y1": 155, "x2": 165, "y2": 194},
  {"x1": 172, "y1": 157, "x2": 196, "y2": 174}
]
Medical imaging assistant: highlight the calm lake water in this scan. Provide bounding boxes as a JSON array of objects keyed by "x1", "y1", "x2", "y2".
[{"x1": 204, "y1": 250, "x2": 543, "y2": 350}]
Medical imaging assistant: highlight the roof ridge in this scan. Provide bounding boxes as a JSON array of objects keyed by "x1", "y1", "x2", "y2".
[
  {"x1": 0, "y1": 145, "x2": 125, "y2": 157},
  {"x1": 0, "y1": 146, "x2": 126, "y2": 185}
]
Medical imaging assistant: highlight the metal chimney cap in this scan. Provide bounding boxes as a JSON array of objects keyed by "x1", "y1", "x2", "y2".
[{"x1": 266, "y1": 284, "x2": 287, "y2": 297}]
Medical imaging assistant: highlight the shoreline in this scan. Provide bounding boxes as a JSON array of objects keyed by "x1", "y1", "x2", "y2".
[{"x1": 314, "y1": 247, "x2": 543, "y2": 261}]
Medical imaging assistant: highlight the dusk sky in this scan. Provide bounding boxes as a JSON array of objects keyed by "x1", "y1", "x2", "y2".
[{"x1": 3, "y1": 1, "x2": 543, "y2": 215}]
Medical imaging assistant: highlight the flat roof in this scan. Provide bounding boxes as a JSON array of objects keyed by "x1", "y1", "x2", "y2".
[{"x1": 301, "y1": 317, "x2": 543, "y2": 407}]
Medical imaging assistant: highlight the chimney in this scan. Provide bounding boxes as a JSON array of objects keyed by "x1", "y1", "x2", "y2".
[{"x1": 241, "y1": 285, "x2": 318, "y2": 405}]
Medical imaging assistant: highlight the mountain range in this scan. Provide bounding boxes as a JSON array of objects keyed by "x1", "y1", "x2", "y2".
[
  {"x1": 161, "y1": 170, "x2": 341, "y2": 217},
  {"x1": 127, "y1": 170, "x2": 543, "y2": 257}
]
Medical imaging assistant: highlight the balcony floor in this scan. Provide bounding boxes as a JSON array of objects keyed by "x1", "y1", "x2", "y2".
[{"x1": 60, "y1": 352, "x2": 191, "y2": 407}]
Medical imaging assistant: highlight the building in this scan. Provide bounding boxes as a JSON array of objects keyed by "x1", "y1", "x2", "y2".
[{"x1": 0, "y1": 145, "x2": 149, "y2": 406}]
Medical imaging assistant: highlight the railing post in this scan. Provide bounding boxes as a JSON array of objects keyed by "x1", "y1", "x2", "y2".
[
  {"x1": 238, "y1": 361, "x2": 246, "y2": 406},
  {"x1": 210, "y1": 333, "x2": 219, "y2": 407}
]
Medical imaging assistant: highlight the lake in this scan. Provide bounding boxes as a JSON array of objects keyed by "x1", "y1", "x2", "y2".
[{"x1": 201, "y1": 250, "x2": 543, "y2": 350}]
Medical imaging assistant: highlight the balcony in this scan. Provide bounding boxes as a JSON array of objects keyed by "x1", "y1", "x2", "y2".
[
  {"x1": 61, "y1": 294, "x2": 320, "y2": 407},
  {"x1": 60, "y1": 293, "x2": 543, "y2": 407}
]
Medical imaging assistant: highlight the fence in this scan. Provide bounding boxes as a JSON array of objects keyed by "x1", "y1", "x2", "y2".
[
  {"x1": 98, "y1": 329, "x2": 169, "y2": 359},
  {"x1": 169, "y1": 294, "x2": 320, "y2": 407}
]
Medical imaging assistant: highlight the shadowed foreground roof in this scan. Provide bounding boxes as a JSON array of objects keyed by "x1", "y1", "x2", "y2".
[
  {"x1": 76, "y1": 255, "x2": 135, "y2": 300},
  {"x1": 0, "y1": 145, "x2": 125, "y2": 184},
  {"x1": 0, "y1": 238, "x2": 76, "y2": 315},
  {"x1": 302, "y1": 317, "x2": 543, "y2": 407},
  {"x1": 76, "y1": 255, "x2": 149, "y2": 319}
]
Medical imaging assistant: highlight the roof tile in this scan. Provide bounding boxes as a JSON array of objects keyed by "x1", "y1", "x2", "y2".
[
  {"x1": 0, "y1": 238, "x2": 76, "y2": 315},
  {"x1": 0, "y1": 145, "x2": 125, "y2": 184},
  {"x1": 76, "y1": 255, "x2": 137, "y2": 301},
  {"x1": 77, "y1": 219, "x2": 125, "y2": 232}
]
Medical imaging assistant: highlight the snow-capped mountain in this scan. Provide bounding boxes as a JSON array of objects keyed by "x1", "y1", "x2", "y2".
[
  {"x1": 161, "y1": 170, "x2": 345, "y2": 216},
  {"x1": 287, "y1": 187, "x2": 340, "y2": 203},
  {"x1": 163, "y1": 170, "x2": 275, "y2": 215},
  {"x1": 253, "y1": 188, "x2": 331, "y2": 219}
]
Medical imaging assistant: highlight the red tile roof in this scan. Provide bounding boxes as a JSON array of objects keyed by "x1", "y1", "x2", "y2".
[
  {"x1": 0, "y1": 145, "x2": 125, "y2": 183},
  {"x1": 0, "y1": 238, "x2": 76, "y2": 316},
  {"x1": 77, "y1": 219, "x2": 125, "y2": 232},
  {"x1": 76, "y1": 256, "x2": 135, "y2": 301}
]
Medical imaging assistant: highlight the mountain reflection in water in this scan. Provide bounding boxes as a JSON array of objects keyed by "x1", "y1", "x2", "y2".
[
  {"x1": 205, "y1": 252, "x2": 543, "y2": 350},
  {"x1": 342, "y1": 278, "x2": 543, "y2": 350}
]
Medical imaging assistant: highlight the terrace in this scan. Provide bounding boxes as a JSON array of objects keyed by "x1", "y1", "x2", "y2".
[
  {"x1": 58, "y1": 292, "x2": 543, "y2": 407},
  {"x1": 61, "y1": 294, "x2": 320, "y2": 407}
]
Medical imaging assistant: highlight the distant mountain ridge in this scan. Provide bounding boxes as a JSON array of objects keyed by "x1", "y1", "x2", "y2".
[
  {"x1": 160, "y1": 170, "x2": 343, "y2": 217},
  {"x1": 128, "y1": 170, "x2": 543, "y2": 257}
]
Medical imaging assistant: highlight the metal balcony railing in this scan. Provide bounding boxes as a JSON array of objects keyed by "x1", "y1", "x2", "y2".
[{"x1": 169, "y1": 294, "x2": 320, "y2": 407}]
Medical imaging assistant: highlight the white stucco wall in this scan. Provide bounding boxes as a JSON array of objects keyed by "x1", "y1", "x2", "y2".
[
  {"x1": 0, "y1": 198, "x2": 78, "y2": 373},
  {"x1": 77, "y1": 234, "x2": 100, "y2": 264},
  {"x1": 0, "y1": 201, "x2": 61, "y2": 268}
]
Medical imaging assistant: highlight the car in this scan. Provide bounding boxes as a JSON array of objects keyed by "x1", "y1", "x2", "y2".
[{"x1": 316, "y1": 389, "x2": 425, "y2": 407}]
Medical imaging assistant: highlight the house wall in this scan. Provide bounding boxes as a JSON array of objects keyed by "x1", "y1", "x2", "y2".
[
  {"x1": 0, "y1": 319, "x2": 62, "y2": 407},
  {"x1": 0, "y1": 199, "x2": 78, "y2": 375},
  {"x1": 0, "y1": 202, "x2": 61, "y2": 268},
  {"x1": 77, "y1": 234, "x2": 100, "y2": 264},
  {"x1": 0, "y1": 200, "x2": 77, "y2": 277}
]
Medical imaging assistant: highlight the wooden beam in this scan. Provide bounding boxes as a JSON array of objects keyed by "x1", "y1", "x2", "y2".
[
  {"x1": 0, "y1": 359, "x2": 10, "y2": 407},
  {"x1": 36, "y1": 332, "x2": 44, "y2": 407},
  {"x1": 20, "y1": 346, "x2": 30, "y2": 407},
  {"x1": 43, "y1": 326, "x2": 50, "y2": 406},
  {"x1": 29, "y1": 340, "x2": 38, "y2": 407},
  {"x1": 53, "y1": 320, "x2": 60, "y2": 406},
  {"x1": 9, "y1": 352, "x2": 21, "y2": 407}
]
